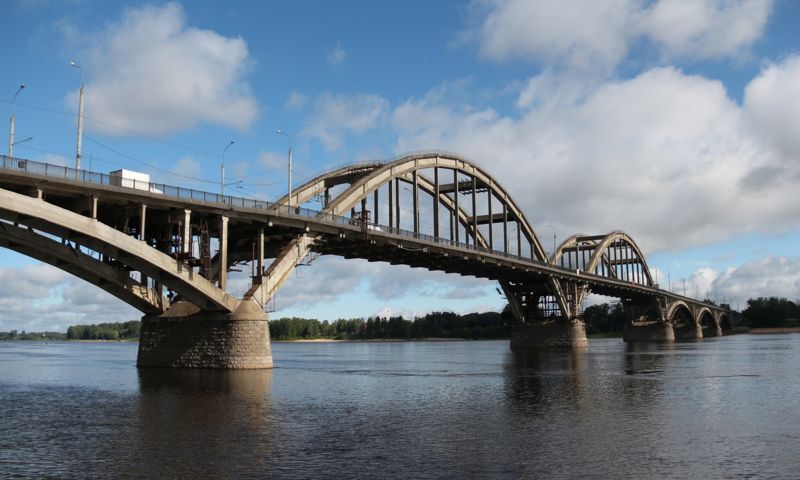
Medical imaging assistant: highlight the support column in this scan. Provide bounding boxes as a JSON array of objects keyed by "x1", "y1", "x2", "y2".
[
  {"x1": 183, "y1": 209, "x2": 191, "y2": 255},
  {"x1": 412, "y1": 170, "x2": 419, "y2": 234},
  {"x1": 471, "y1": 176, "x2": 477, "y2": 246},
  {"x1": 388, "y1": 180, "x2": 394, "y2": 228},
  {"x1": 257, "y1": 228, "x2": 265, "y2": 276},
  {"x1": 433, "y1": 167, "x2": 439, "y2": 238},
  {"x1": 219, "y1": 215, "x2": 228, "y2": 291},
  {"x1": 453, "y1": 170, "x2": 459, "y2": 243},
  {"x1": 139, "y1": 204, "x2": 147, "y2": 242},
  {"x1": 488, "y1": 192, "x2": 493, "y2": 250},
  {"x1": 90, "y1": 196, "x2": 98, "y2": 219}
]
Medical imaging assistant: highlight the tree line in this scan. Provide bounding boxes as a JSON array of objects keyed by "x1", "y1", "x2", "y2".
[
  {"x1": 1, "y1": 297, "x2": 798, "y2": 342},
  {"x1": 742, "y1": 297, "x2": 800, "y2": 328},
  {"x1": 66, "y1": 321, "x2": 141, "y2": 340},
  {"x1": 269, "y1": 311, "x2": 509, "y2": 340}
]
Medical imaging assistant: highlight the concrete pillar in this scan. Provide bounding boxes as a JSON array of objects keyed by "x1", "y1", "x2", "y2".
[
  {"x1": 219, "y1": 215, "x2": 228, "y2": 291},
  {"x1": 183, "y1": 209, "x2": 191, "y2": 254},
  {"x1": 257, "y1": 228, "x2": 265, "y2": 276},
  {"x1": 91, "y1": 196, "x2": 98, "y2": 219},
  {"x1": 139, "y1": 204, "x2": 147, "y2": 241},
  {"x1": 137, "y1": 299, "x2": 272, "y2": 369},
  {"x1": 510, "y1": 321, "x2": 588, "y2": 349},
  {"x1": 623, "y1": 322, "x2": 675, "y2": 342}
]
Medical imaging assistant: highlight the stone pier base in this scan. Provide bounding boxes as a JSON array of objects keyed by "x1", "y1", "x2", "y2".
[
  {"x1": 674, "y1": 323, "x2": 703, "y2": 340},
  {"x1": 137, "y1": 300, "x2": 272, "y2": 369},
  {"x1": 510, "y1": 322, "x2": 588, "y2": 350},
  {"x1": 623, "y1": 322, "x2": 675, "y2": 342}
]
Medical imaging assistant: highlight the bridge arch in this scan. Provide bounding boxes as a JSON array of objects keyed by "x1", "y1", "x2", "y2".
[
  {"x1": 697, "y1": 308, "x2": 719, "y2": 336},
  {"x1": 0, "y1": 188, "x2": 236, "y2": 313},
  {"x1": 0, "y1": 221, "x2": 165, "y2": 314},
  {"x1": 248, "y1": 152, "x2": 570, "y2": 321}
]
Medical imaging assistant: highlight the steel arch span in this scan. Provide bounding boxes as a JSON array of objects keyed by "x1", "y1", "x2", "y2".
[{"x1": 245, "y1": 152, "x2": 573, "y2": 322}]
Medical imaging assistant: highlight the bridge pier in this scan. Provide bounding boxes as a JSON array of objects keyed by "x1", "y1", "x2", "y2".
[
  {"x1": 623, "y1": 321, "x2": 675, "y2": 342},
  {"x1": 137, "y1": 299, "x2": 272, "y2": 369},
  {"x1": 674, "y1": 322, "x2": 703, "y2": 340},
  {"x1": 510, "y1": 321, "x2": 588, "y2": 350}
]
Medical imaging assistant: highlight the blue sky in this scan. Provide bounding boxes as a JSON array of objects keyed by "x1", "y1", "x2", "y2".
[{"x1": 1, "y1": 0, "x2": 799, "y2": 331}]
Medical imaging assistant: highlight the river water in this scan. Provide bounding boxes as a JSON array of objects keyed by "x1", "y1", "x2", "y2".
[{"x1": 1, "y1": 335, "x2": 799, "y2": 479}]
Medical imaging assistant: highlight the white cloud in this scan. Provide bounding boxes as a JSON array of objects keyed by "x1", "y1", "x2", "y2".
[
  {"x1": 470, "y1": 0, "x2": 635, "y2": 71},
  {"x1": 268, "y1": 256, "x2": 497, "y2": 311},
  {"x1": 712, "y1": 256, "x2": 800, "y2": 305},
  {"x1": 0, "y1": 264, "x2": 139, "y2": 332},
  {"x1": 66, "y1": 2, "x2": 257, "y2": 135},
  {"x1": 327, "y1": 42, "x2": 347, "y2": 66},
  {"x1": 744, "y1": 55, "x2": 800, "y2": 163},
  {"x1": 391, "y1": 66, "x2": 800, "y2": 253},
  {"x1": 639, "y1": 0, "x2": 773, "y2": 61},
  {"x1": 171, "y1": 156, "x2": 201, "y2": 179},
  {"x1": 466, "y1": 0, "x2": 772, "y2": 70},
  {"x1": 302, "y1": 93, "x2": 389, "y2": 150},
  {"x1": 284, "y1": 91, "x2": 308, "y2": 110},
  {"x1": 673, "y1": 257, "x2": 800, "y2": 308}
]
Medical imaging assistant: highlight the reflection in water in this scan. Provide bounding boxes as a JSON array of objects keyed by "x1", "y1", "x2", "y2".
[
  {"x1": 129, "y1": 369, "x2": 274, "y2": 478},
  {"x1": 2, "y1": 338, "x2": 800, "y2": 478},
  {"x1": 507, "y1": 350, "x2": 588, "y2": 414}
]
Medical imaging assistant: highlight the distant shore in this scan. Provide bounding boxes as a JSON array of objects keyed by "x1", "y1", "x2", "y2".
[
  {"x1": 275, "y1": 337, "x2": 487, "y2": 343},
  {"x1": 748, "y1": 327, "x2": 800, "y2": 334}
]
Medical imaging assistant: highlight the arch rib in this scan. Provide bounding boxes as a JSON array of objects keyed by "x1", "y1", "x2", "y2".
[
  {"x1": 0, "y1": 187, "x2": 237, "y2": 312},
  {"x1": 0, "y1": 221, "x2": 165, "y2": 314}
]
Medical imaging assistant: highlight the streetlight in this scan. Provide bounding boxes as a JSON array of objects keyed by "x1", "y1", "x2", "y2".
[
  {"x1": 8, "y1": 83, "x2": 25, "y2": 158},
  {"x1": 70, "y1": 61, "x2": 84, "y2": 170},
  {"x1": 221, "y1": 140, "x2": 235, "y2": 196},
  {"x1": 276, "y1": 129, "x2": 292, "y2": 208},
  {"x1": 545, "y1": 224, "x2": 556, "y2": 262}
]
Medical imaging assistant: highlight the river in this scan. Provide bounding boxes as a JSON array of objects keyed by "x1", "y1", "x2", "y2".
[{"x1": 1, "y1": 335, "x2": 799, "y2": 479}]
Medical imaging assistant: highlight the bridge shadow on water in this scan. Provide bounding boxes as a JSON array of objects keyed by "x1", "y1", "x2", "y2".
[{"x1": 128, "y1": 369, "x2": 275, "y2": 478}]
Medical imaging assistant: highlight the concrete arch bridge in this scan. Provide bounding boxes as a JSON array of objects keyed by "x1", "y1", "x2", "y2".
[{"x1": 0, "y1": 153, "x2": 732, "y2": 369}]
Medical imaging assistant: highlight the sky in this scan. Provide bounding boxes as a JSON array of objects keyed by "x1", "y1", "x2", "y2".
[{"x1": 1, "y1": 0, "x2": 799, "y2": 332}]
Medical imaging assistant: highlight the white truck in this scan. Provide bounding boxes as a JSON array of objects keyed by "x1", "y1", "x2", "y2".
[{"x1": 109, "y1": 169, "x2": 162, "y2": 193}]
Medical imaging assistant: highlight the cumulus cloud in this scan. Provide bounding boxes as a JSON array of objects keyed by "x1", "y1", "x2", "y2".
[
  {"x1": 268, "y1": 256, "x2": 496, "y2": 311},
  {"x1": 284, "y1": 91, "x2": 308, "y2": 110},
  {"x1": 466, "y1": 0, "x2": 772, "y2": 70},
  {"x1": 673, "y1": 257, "x2": 800, "y2": 308},
  {"x1": 66, "y1": 2, "x2": 257, "y2": 135},
  {"x1": 744, "y1": 55, "x2": 800, "y2": 163},
  {"x1": 712, "y1": 256, "x2": 800, "y2": 304},
  {"x1": 302, "y1": 93, "x2": 389, "y2": 150},
  {"x1": 0, "y1": 264, "x2": 139, "y2": 332},
  {"x1": 639, "y1": 0, "x2": 772, "y2": 61},
  {"x1": 391, "y1": 65, "x2": 800, "y2": 253}
]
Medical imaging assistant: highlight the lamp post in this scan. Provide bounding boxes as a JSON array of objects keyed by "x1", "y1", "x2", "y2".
[
  {"x1": 276, "y1": 129, "x2": 292, "y2": 208},
  {"x1": 221, "y1": 140, "x2": 235, "y2": 196},
  {"x1": 8, "y1": 83, "x2": 25, "y2": 158},
  {"x1": 545, "y1": 224, "x2": 556, "y2": 262},
  {"x1": 70, "y1": 61, "x2": 84, "y2": 170}
]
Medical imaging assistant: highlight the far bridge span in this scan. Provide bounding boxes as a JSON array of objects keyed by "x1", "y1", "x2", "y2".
[{"x1": 0, "y1": 153, "x2": 732, "y2": 368}]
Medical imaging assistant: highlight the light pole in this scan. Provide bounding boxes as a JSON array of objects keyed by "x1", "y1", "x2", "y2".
[
  {"x1": 221, "y1": 140, "x2": 235, "y2": 196},
  {"x1": 9, "y1": 84, "x2": 25, "y2": 158},
  {"x1": 70, "y1": 61, "x2": 84, "y2": 170},
  {"x1": 545, "y1": 224, "x2": 556, "y2": 262},
  {"x1": 276, "y1": 129, "x2": 292, "y2": 208}
]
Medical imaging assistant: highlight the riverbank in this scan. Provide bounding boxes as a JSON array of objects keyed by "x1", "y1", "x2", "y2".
[{"x1": 749, "y1": 327, "x2": 800, "y2": 334}]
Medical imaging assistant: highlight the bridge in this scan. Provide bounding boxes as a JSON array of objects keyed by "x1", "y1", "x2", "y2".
[{"x1": 0, "y1": 153, "x2": 732, "y2": 368}]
